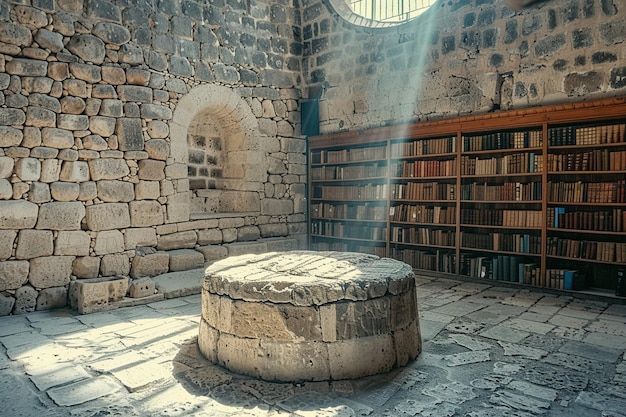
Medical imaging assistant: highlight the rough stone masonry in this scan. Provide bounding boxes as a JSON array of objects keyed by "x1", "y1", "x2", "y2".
[{"x1": 0, "y1": 0, "x2": 306, "y2": 316}]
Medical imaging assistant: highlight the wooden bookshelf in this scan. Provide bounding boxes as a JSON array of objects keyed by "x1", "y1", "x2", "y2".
[{"x1": 308, "y1": 97, "x2": 626, "y2": 295}]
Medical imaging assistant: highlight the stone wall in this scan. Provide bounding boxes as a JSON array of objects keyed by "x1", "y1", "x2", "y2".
[
  {"x1": 301, "y1": 0, "x2": 626, "y2": 133},
  {"x1": 0, "y1": 0, "x2": 305, "y2": 315}
]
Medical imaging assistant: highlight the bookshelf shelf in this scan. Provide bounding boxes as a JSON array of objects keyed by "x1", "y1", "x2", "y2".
[
  {"x1": 460, "y1": 247, "x2": 542, "y2": 257},
  {"x1": 461, "y1": 200, "x2": 542, "y2": 204},
  {"x1": 546, "y1": 255, "x2": 626, "y2": 266},
  {"x1": 547, "y1": 228, "x2": 626, "y2": 236},
  {"x1": 461, "y1": 173, "x2": 543, "y2": 179},
  {"x1": 462, "y1": 146, "x2": 543, "y2": 156},
  {"x1": 391, "y1": 221, "x2": 456, "y2": 227},
  {"x1": 460, "y1": 224, "x2": 542, "y2": 230},
  {"x1": 308, "y1": 97, "x2": 626, "y2": 295},
  {"x1": 391, "y1": 242, "x2": 456, "y2": 250},
  {"x1": 391, "y1": 153, "x2": 456, "y2": 160}
]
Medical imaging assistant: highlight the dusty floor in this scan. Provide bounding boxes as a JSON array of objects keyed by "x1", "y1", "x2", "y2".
[{"x1": 1, "y1": 275, "x2": 625, "y2": 416}]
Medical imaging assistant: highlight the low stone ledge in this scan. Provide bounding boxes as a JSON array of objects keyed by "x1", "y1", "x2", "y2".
[{"x1": 69, "y1": 276, "x2": 129, "y2": 314}]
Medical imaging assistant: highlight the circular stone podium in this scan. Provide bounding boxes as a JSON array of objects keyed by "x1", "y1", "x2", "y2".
[{"x1": 198, "y1": 251, "x2": 421, "y2": 382}]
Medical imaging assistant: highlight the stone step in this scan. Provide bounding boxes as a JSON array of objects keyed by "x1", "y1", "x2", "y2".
[{"x1": 152, "y1": 268, "x2": 204, "y2": 299}]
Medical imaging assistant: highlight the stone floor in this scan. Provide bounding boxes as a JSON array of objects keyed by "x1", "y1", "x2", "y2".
[{"x1": 1, "y1": 275, "x2": 625, "y2": 417}]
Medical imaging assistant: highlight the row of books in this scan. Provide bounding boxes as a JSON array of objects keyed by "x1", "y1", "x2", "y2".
[
  {"x1": 391, "y1": 227, "x2": 455, "y2": 246},
  {"x1": 549, "y1": 124, "x2": 626, "y2": 146},
  {"x1": 460, "y1": 209, "x2": 543, "y2": 227},
  {"x1": 389, "y1": 204, "x2": 456, "y2": 224},
  {"x1": 310, "y1": 203, "x2": 387, "y2": 221},
  {"x1": 547, "y1": 149, "x2": 626, "y2": 172},
  {"x1": 548, "y1": 207, "x2": 626, "y2": 232},
  {"x1": 312, "y1": 146, "x2": 387, "y2": 164},
  {"x1": 391, "y1": 159, "x2": 456, "y2": 178},
  {"x1": 463, "y1": 130, "x2": 543, "y2": 151},
  {"x1": 391, "y1": 182, "x2": 455, "y2": 201},
  {"x1": 389, "y1": 247, "x2": 455, "y2": 273},
  {"x1": 546, "y1": 237, "x2": 626, "y2": 262},
  {"x1": 460, "y1": 232, "x2": 541, "y2": 254},
  {"x1": 461, "y1": 153, "x2": 543, "y2": 175},
  {"x1": 545, "y1": 269, "x2": 584, "y2": 290},
  {"x1": 310, "y1": 221, "x2": 387, "y2": 241},
  {"x1": 548, "y1": 180, "x2": 626, "y2": 203},
  {"x1": 315, "y1": 184, "x2": 388, "y2": 200},
  {"x1": 310, "y1": 163, "x2": 387, "y2": 180},
  {"x1": 460, "y1": 181, "x2": 542, "y2": 201},
  {"x1": 461, "y1": 255, "x2": 551, "y2": 287},
  {"x1": 390, "y1": 137, "x2": 456, "y2": 157}
]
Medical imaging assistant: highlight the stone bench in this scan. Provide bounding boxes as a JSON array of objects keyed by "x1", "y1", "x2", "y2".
[{"x1": 198, "y1": 251, "x2": 421, "y2": 382}]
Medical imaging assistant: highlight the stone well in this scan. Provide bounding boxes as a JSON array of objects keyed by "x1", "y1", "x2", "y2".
[{"x1": 198, "y1": 251, "x2": 421, "y2": 382}]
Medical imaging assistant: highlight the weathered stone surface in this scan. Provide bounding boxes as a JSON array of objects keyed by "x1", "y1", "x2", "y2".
[
  {"x1": 197, "y1": 229, "x2": 223, "y2": 245},
  {"x1": 100, "y1": 99, "x2": 123, "y2": 117},
  {"x1": 36, "y1": 202, "x2": 85, "y2": 230},
  {"x1": 55, "y1": 231, "x2": 91, "y2": 256},
  {"x1": 259, "y1": 223, "x2": 289, "y2": 238},
  {"x1": 237, "y1": 225, "x2": 261, "y2": 241},
  {"x1": 28, "y1": 182, "x2": 51, "y2": 203},
  {"x1": 0, "y1": 22, "x2": 32, "y2": 46},
  {"x1": 118, "y1": 43, "x2": 144, "y2": 65},
  {"x1": 100, "y1": 253, "x2": 130, "y2": 276},
  {"x1": 0, "y1": 200, "x2": 38, "y2": 229},
  {"x1": 169, "y1": 249, "x2": 204, "y2": 271},
  {"x1": 6, "y1": 58, "x2": 47, "y2": 76},
  {"x1": 128, "y1": 277, "x2": 156, "y2": 297},
  {"x1": 196, "y1": 245, "x2": 228, "y2": 262},
  {"x1": 0, "y1": 294, "x2": 15, "y2": 316},
  {"x1": 42, "y1": 127, "x2": 75, "y2": 149},
  {"x1": 117, "y1": 85, "x2": 152, "y2": 102},
  {"x1": 94, "y1": 229, "x2": 125, "y2": 255},
  {"x1": 0, "y1": 127, "x2": 22, "y2": 148},
  {"x1": 29, "y1": 256, "x2": 74, "y2": 289},
  {"x1": 0, "y1": 230, "x2": 16, "y2": 260},
  {"x1": 15, "y1": 158, "x2": 40, "y2": 181},
  {"x1": 138, "y1": 159, "x2": 165, "y2": 180},
  {"x1": 116, "y1": 118, "x2": 144, "y2": 151},
  {"x1": 67, "y1": 34, "x2": 106, "y2": 64},
  {"x1": 0, "y1": 260, "x2": 29, "y2": 291},
  {"x1": 89, "y1": 158, "x2": 130, "y2": 181},
  {"x1": 129, "y1": 200, "x2": 163, "y2": 226},
  {"x1": 13, "y1": 285, "x2": 38, "y2": 314},
  {"x1": 97, "y1": 180, "x2": 135, "y2": 202},
  {"x1": 0, "y1": 157, "x2": 14, "y2": 178},
  {"x1": 0, "y1": 179, "x2": 12, "y2": 199},
  {"x1": 130, "y1": 251, "x2": 169, "y2": 278},
  {"x1": 134, "y1": 180, "x2": 160, "y2": 200},
  {"x1": 36, "y1": 287, "x2": 69, "y2": 311},
  {"x1": 59, "y1": 161, "x2": 90, "y2": 182},
  {"x1": 93, "y1": 22, "x2": 131, "y2": 45},
  {"x1": 16, "y1": 230, "x2": 54, "y2": 259},
  {"x1": 140, "y1": 104, "x2": 172, "y2": 120},
  {"x1": 58, "y1": 114, "x2": 89, "y2": 131},
  {"x1": 35, "y1": 29, "x2": 64, "y2": 53},
  {"x1": 50, "y1": 182, "x2": 80, "y2": 201},
  {"x1": 156, "y1": 231, "x2": 197, "y2": 250},
  {"x1": 124, "y1": 227, "x2": 157, "y2": 249},
  {"x1": 0, "y1": 109, "x2": 26, "y2": 126},
  {"x1": 88, "y1": 116, "x2": 116, "y2": 137},
  {"x1": 73, "y1": 256, "x2": 100, "y2": 279},
  {"x1": 146, "y1": 122, "x2": 169, "y2": 140},
  {"x1": 69, "y1": 276, "x2": 128, "y2": 314},
  {"x1": 85, "y1": 203, "x2": 130, "y2": 231}
]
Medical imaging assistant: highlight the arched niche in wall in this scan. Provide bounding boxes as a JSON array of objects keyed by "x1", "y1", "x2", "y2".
[{"x1": 170, "y1": 84, "x2": 266, "y2": 218}]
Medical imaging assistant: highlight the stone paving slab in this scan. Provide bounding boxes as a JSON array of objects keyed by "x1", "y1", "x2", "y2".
[
  {"x1": 558, "y1": 340, "x2": 623, "y2": 363},
  {"x1": 27, "y1": 363, "x2": 91, "y2": 391},
  {"x1": 47, "y1": 376, "x2": 121, "y2": 406},
  {"x1": 111, "y1": 360, "x2": 170, "y2": 392},
  {"x1": 479, "y1": 324, "x2": 530, "y2": 343}
]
